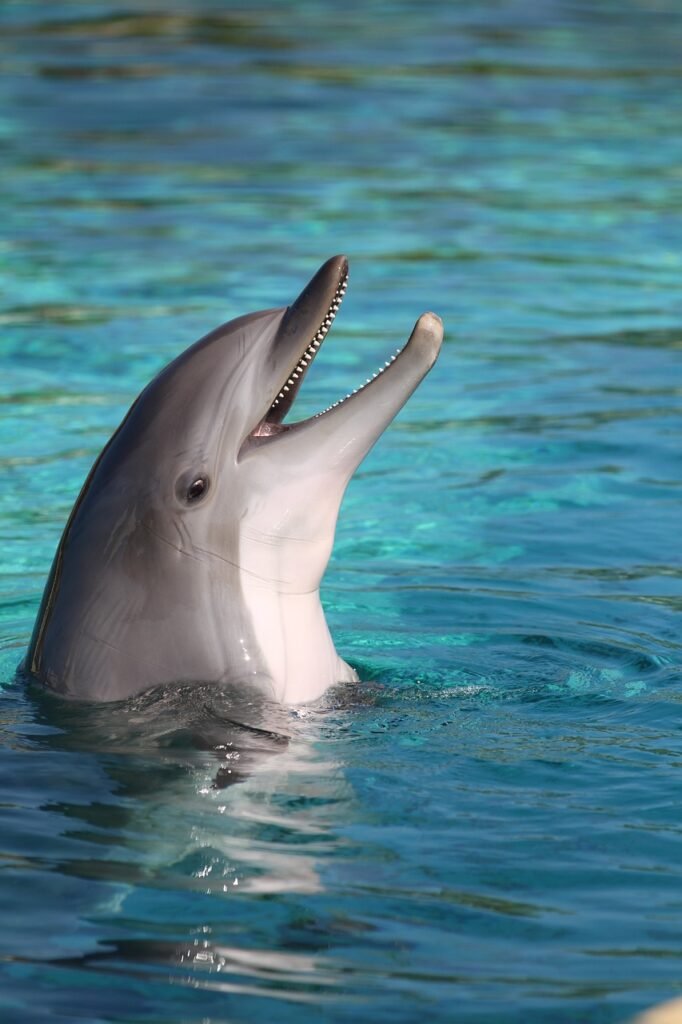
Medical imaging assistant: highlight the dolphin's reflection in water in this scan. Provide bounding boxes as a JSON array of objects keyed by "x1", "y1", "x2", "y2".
[
  {"x1": 47, "y1": 937, "x2": 342, "y2": 1004},
  {"x1": 27, "y1": 679, "x2": 295, "y2": 790},
  {"x1": 15, "y1": 679, "x2": 361, "y2": 999}
]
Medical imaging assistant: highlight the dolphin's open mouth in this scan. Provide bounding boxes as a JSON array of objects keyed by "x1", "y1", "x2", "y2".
[{"x1": 249, "y1": 256, "x2": 407, "y2": 443}]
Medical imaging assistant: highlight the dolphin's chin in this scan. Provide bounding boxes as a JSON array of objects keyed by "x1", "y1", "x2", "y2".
[{"x1": 243, "y1": 256, "x2": 442, "y2": 457}]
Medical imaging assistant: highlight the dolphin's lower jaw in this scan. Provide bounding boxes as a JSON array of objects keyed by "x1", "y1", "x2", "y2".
[{"x1": 26, "y1": 256, "x2": 442, "y2": 705}]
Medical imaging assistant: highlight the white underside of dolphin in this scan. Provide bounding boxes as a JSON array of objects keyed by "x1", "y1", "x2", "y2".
[{"x1": 26, "y1": 256, "x2": 443, "y2": 704}]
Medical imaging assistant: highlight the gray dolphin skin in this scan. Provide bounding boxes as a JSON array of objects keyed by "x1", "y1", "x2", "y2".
[{"x1": 26, "y1": 256, "x2": 443, "y2": 704}]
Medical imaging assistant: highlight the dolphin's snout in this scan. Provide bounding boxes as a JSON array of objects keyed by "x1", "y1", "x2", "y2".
[{"x1": 410, "y1": 312, "x2": 444, "y2": 367}]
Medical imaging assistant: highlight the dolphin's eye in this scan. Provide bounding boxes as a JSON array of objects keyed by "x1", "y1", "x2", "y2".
[
  {"x1": 176, "y1": 470, "x2": 210, "y2": 506},
  {"x1": 186, "y1": 476, "x2": 209, "y2": 503}
]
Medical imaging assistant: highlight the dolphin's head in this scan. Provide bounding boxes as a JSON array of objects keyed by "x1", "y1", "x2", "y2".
[
  {"x1": 82, "y1": 255, "x2": 442, "y2": 594},
  {"x1": 29, "y1": 257, "x2": 442, "y2": 702}
]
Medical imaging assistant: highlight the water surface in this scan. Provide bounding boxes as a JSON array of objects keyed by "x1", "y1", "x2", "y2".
[{"x1": 1, "y1": 2, "x2": 682, "y2": 1021}]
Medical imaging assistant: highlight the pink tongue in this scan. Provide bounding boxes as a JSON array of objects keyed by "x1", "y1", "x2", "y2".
[{"x1": 252, "y1": 420, "x2": 288, "y2": 438}]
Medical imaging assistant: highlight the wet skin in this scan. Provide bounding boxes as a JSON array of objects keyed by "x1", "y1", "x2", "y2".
[{"x1": 26, "y1": 256, "x2": 443, "y2": 704}]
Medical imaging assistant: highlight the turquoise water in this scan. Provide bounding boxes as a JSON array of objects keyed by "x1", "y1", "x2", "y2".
[{"x1": 1, "y1": 2, "x2": 682, "y2": 1021}]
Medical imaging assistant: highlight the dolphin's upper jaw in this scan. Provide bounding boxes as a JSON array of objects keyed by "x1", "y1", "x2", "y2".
[
  {"x1": 266, "y1": 265, "x2": 349, "y2": 426},
  {"x1": 248, "y1": 263, "x2": 349, "y2": 441}
]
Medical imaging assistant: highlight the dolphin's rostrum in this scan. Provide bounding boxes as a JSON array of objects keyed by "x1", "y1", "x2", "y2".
[{"x1": 26, "y1": 256, "x2": 443, "y2": 703}]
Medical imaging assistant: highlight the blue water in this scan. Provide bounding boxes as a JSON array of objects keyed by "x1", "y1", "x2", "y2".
[{"x1": 1, "y1": 2, "x2": 682, "y2": 1021}]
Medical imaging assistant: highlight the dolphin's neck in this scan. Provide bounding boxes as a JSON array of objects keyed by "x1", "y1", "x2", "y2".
[{"x1": 239, "y1": 579, "x2": 357, "y2": 703}]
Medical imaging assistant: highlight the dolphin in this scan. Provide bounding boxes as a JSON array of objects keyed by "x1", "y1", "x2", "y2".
[{"x1": 25, "y1": 256, "x2": 443, "y2": 704}]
